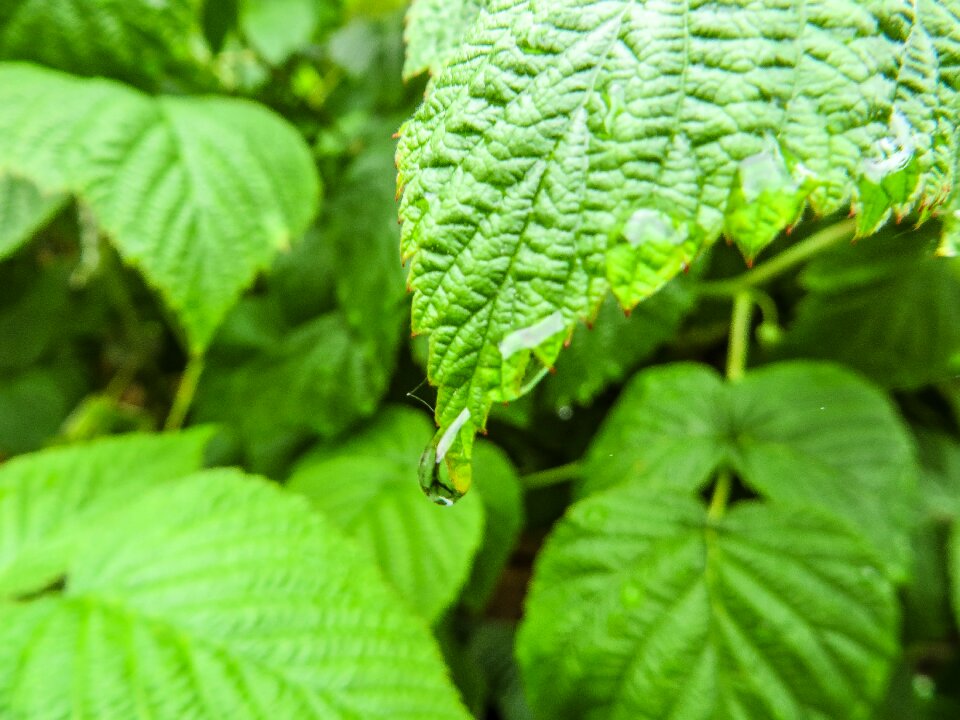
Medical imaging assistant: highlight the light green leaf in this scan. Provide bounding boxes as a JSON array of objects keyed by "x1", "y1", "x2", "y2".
[
  {"x1": 541, "y1": 279, "x2": 695, "y2": 411},
  {"x1": 517, "y1": 487, "x2": 899, "y2": 720},
  {"x1": 0, "y1": 174, "x2": 65, "y2": 260},
  {"x1": 582, "y1": 362, "x2": 918, "y2": 580},
  {"x1": 397, "y1": 0, "x2": 959, "y2": 472},
  {"x1": 0, "y1": 467, "x2": 470, "y2": 719},
  {"x1": 0, "y1": 63, "x2": 320, "y2": 353},
  {"x1": 0, "y1": 429, "x2": 213, "y2": 597},
  {"x1": 288, "y1": 407, "x2": 484, "y2": 622},
  {"x1": 781, "y1": 228, "x2": 960, "y2": 389},
  {"x1": 0, "y1": 0, "x2": 209, "y2": 89},
  {"x1": 403, "y1": 0, "x2": 484, "y2": 79},
  {"x1": 240, "y1": 0, "x2": 320, "y2": 65}
]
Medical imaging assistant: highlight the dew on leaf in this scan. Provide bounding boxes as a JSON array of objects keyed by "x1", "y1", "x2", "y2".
[
  {"x1": 738, "y1": 147, "x2": 798, "y2": 203},
  {"x1": 499, "y1": 311, "x2": 566, "y2": 359}
]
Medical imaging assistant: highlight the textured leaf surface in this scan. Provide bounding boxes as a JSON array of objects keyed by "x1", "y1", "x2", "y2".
[
  {"x1": 781, "y1": 228, "x2": 960, "y2": 389},
  {"x1": 518, "y1": 487, "x2": 899, "y2": 720},
  {"x1": 403, "y1": 0, "x2": 484, "y2": 78},
  {"x1": 397, "y1": 0, "x2": 960, "y2": 469},
  {"x1": 582, "y1": 362, "x2": 918, "y2": 580},
  {"x1": 288, "y1": 407, "x2": 484, "y2": 622},
  {"x1": 0, "y1": 175, "x2": 65, "y2": 259},
  {"x1": 0, "y1": 429, "x2": 213, "y2": 597},
  {"x1": 0, "y1": 467, "x2": 470, "y2": 719},
  {"x1": 0, "y1": 63, "x2": 320, "y2": 352},
  {"x1": 0, "y1": 0, "x2": 209, "y2": 88}
]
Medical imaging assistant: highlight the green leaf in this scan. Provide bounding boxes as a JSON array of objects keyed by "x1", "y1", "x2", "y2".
[
  {"x1": 541, "y1": 279, "x2": 695, "y2": 411},
  {"x1": 403, "y1": 0, "x2": 484, "y2": 79},
  {"x1": 0, "y1": 63, "x2": 320, "y2": 352},
  {"x1": 240, "y1": 0, "x2": 321, "y2": 65},
  {"x1": 288, "y1": 407, "x2": 484, "y2": 622},
  {"x1": 397, "y1": 0, "x2": 959, "y2": 471},
  {"x1": 0, "y1": 429, "x2": 213, "y2": 597},
  {"x1": 0, "y1": 174, "x2": 65, "y2": 260},
  {"x1": 461, "y1": 440, "x2": 523, "y2": 613},
  {"x1": 195, "y1": 130, "x2": 406, "y2": 471},
  {"x1": 518, "y1": 487, "x2": 899, "y2": 720},
  {"x1": 0, "y1": 359, "x2": 88, "y2": 457},
  {"x1": 0, "y1": 0, "x2": 210, "y2": 89},
  {"x1": 0, "y1": 466, "x2": 470, "y2": 719},
  {"x1": 781, "y1": 229, "x2": 960, "y2": 389},
  {"x1": 582, "y1": 362, "x2": 918, "y2": 580}
]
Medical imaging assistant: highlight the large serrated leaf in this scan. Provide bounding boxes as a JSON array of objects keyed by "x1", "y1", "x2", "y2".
[
  {"x1": 517, "y1": 487, "x2": 899, "y2": 720},
  {"x1": 396, "y1": 0, "x2": 960, "y2": 475},
  {"x1": 0, "y1": 0, "x2": 210, "y2": 89},
  {"x1": 0, "y1": 63, "x2": 320, "y2": 353},
  {"x1": 0, "y1": 465, "x2": 470, "y2": 719},
  {"x1": 288, "y1": 407, "x2": 485, "y2": 622},
  {"x1": 582, "y1": 362, "x2": 918, "y2": 581}
]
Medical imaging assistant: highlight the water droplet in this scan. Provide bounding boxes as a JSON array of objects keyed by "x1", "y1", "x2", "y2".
[
  {"x1": 557, "y1": 405, "x2": 573, "y2": 421},
  {"x1": 418, "y1": 417, "x2": 473, "y2": 506},
  {"x1": 862, "y1": 109, "x2": 915, "y2": 183},
  {"x1": 621, "y1": 583, "x2": 643, "y2": 607},
  {"x1": 499, "y1": 312, "x2": 566, "y2": 359},
  {"x1": 622, "y1": 209, "x2": 687, "y2": 248},
  {"x1": 584, "y1": 505, "x2": 608, "y2": 525}
]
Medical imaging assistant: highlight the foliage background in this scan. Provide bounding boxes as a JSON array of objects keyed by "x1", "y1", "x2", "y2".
[{"x1": 0, "y1": 1, "x2": 959, "y2": 718}]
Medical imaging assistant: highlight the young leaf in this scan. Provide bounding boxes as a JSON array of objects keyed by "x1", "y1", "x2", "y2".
[
  {"x1": 403, "y1": 0, "x2": 484, "y2": 79},
  {"x1": 0, "y1": 175, "x2": 65, "y2": 260},
  {"x1": 397, "y1": 0, "x2": 959, "y2": 473},
  {"x1": 287, "y1": 407, "x2": 484, "y2": 622},
  {"x1": 0, "y1": 0, "x2": 210, "y2": 89},
  {"x1": 0, "y1": 63, "x2": 320, "y2": 353},
  {"x1": 582, "y1": 362, "x2": 918, "y2": 580},
  {"x1": 518, "y1": 487, "x2": 899, "y2": 720},
  {"x1": 0, "y1": 468, "x2": 470, "y2": 719},
  {"x1": 0, "y1": 429, "x2": 213, "y2": 597}
]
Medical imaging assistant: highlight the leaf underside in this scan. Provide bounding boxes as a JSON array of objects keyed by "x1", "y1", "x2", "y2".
[{"x1": 397, "y1": 0, "x2": 960, "y2": 466}]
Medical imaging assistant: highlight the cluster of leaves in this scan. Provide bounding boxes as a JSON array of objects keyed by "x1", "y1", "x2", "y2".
[{"x1": 1, "y1": 0, "x2": 960, "y2": 718}]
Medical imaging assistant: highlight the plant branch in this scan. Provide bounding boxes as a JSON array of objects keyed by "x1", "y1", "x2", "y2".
[
  {"x1": 521, "y1": 461, "x2": 583, "y2": 490},
  {"x1": 164, "y1": 354, "x2": 205, "y2": 431},
  {"x1": 726, "y1": 291, "x2": 753, "y2": 383},
  {"x1": 696, "y1": 218, "x2": 857, "y2": 296}
]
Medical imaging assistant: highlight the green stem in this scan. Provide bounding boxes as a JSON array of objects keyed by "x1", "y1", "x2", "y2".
[
  {"x1": 696, "y1": 218, "x2": 856, "y2": 296},
  {"x1": 708, "y1": 470, "x2": 733, "y2": 521},
  {"x1": 726, "y1": 291, "x2": 753, "y2": 383},
  {"x1": 521, "y1": 461, "x2": 583, "y2": 490},
  {"x1": 164, "y1": 355, "x2": 205, "y2": 431}
]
